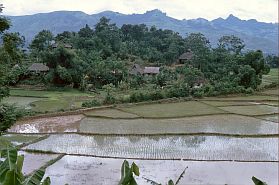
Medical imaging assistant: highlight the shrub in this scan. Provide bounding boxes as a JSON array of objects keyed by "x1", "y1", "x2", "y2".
[
  {"x1": 82, "y1": 99, "x2": 102, "y2": 108},
  {"x1": 104, "y1": 94, "x2": 116, "y2": 105}
]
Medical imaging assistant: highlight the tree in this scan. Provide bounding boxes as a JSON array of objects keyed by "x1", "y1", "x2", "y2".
[
  {"x1": 43, "y1": 46, "x2": 86, "y2": 87},
  {"x1": 1, "y1": 32, "x2": 25, "y2": 64},
  {"x1": 30, "y1": 30, "x2": 54, "y2": 59},
  {"x1": 218, "y1": 35, "x2": 245, "y2": 54},
  {"x1": 184, "y1": 33, "x2": 211, "y2": 71},
  {"x1": 242, "y1": 50, "x2": 270, "y2": 76}
]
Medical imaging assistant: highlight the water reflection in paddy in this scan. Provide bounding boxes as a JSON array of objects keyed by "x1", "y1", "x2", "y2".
[
  {"x1": 80, "y1": 114, "x2": 278, "y2": 135},
  {"x1": 44, "y1": 155, "x2": 279, "y2": 185},
  {"x1": 25, "y1": 134, "x2": 278, "y2": 161}
]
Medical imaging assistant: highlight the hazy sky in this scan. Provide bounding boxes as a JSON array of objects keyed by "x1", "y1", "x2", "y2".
[{"x1": 1, "y1": 0, "x2": 278, "y2": 22}]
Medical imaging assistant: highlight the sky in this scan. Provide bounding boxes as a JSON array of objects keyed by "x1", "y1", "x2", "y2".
[{"x1": 1, "y1": 0, "x2": 278, "y2": 23}]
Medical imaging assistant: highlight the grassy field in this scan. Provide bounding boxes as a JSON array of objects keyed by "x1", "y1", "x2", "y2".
[
  {"x1": 0, "y1": 134, "x2": 44, "y2": 149},
  {"x1": 84, "y1": 108, "x2": 139, "y2": 118},
  {"x1": 8, "y1": 88, "x2": 94, "y2": 113},
  {"x1": 261, "y1": 68, "x2": 279, "y2": 86},
  {"x1": 119, "y1": 101, "x2": 226, "y2": 118}
]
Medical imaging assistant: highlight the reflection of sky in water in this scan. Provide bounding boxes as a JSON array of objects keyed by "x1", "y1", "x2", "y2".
[{"x1": 25, "y1": 134, "x2": 278, "y2": 161}]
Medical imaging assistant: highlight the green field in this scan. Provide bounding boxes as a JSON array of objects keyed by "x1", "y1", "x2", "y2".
[
  {"x1": 261, "y1": 68, "x2": 279, "y2": 86},
  {"x1": 8, "y1": 88, "x2": 94, "y2": 113},
  {"x1": 119, "y1": 101, "x2": 226, "y2": 118},
  {"x1": 84, "y1": 108, "x2": 139, "y2": 118}
]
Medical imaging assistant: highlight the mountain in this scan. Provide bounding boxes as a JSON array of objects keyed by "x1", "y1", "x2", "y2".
[{"x1": 7, "y1": 9, "x2": 278, "y2": 54}]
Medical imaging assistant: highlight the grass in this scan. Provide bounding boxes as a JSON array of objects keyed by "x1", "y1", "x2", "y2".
[
  {"x1": 84, "y1": 108, "x2": 139, "y2": 118},
  {"x1": 219, "y1": 105, "x2": 278, "y2": 116},
  {"x1": 119, "y1": 101, "x2": 226, "y2": 118},
  {"x1": 0, "y1": 134, "x2": 44, "y2": 146},
  {"x1": 2, "y1": 96, "x2": 45, "y2": 110},
  {"x1": 8, "y1": 88, "x2": 95, "y2": 113},
  {"x1": 0, "y1": 137, "x2": 12, "y2": 150},
  {"x1": 262, "y1": 68, "x2": 279, "y2": 86}
]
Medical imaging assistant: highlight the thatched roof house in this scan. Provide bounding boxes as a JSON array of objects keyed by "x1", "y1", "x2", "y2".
[
  {"x1": 178, "y1": 49, "x2": 194, "y2": 64},
  {"x1": 28, "y1": 63, "x2": 49, "y2": 73},
  {"x1": 129, "y1": 64, "x2": 143, "y2": 75},
  {"x1": 143, "y1": 67, "x2": 160, "y2": 75},
  {"x1": 52, "y1": 43, "x2": 73, "y2": 49}
]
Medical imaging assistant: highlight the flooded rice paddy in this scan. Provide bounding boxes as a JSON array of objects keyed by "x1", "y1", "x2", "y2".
[
  {"x1": 44, "y1": 155, "x2": 278, "y2": 185},
  {"x1": 219, "y1": 105, "x2": 278, "y2": 116},
  {"x1": 80, "y1": 115, "x2": 278, "y2": 135},
  {"x1": 6, "y1": 95, "x2": 279, "y2": 184},
  {"x1": 25, "y1": 134, "x2": 278, "y2": 161},
  {"x1": 19, "y1": 151, "x2": 60, "y2": 175}
]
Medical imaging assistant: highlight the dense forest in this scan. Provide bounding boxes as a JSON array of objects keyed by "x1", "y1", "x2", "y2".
[{"x1": 0, "y1": 5, "x2": 278, "y2": 131}]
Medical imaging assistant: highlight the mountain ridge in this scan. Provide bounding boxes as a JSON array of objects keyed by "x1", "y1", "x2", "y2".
[{"x1": 7, "y1": 9, "x2": 278, "y2": 54}]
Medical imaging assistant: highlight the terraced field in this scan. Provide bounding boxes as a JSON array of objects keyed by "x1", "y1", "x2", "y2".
[{"x1": 2, "y1": 89, "x2": 279, "y2": 184}]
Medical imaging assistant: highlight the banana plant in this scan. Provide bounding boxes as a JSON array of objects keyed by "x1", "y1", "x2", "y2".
[
  {"x1": 252, "y1": 176, "x2": 268, "y2": 185},
  {"x1": 0, "y1": 148, "x2": 51, "y2": 185},
  {"x1": 118, "y1": 160, "x2": 140, "y2": 185}
]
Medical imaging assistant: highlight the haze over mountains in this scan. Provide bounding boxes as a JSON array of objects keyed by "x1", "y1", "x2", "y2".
[{"x1": 7, "y1": 9, "x2": 278, "y2": 54}]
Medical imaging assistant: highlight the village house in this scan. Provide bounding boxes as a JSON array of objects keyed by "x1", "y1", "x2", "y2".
[
  {"x1": 143, "y1": 67, "x2": 160, "y2": 76},
  {"x1": 129, "y1": 64, "x2": 143, "y2": 75},
  {"x1": 28, "y1": 63, "x2": 49, "y2": 73},
  {"x1": 51, "y1": 43, "x2": 73, "y2": 49},
  {"x1": 178, "y1": 49, "x2": 194, "y2": 64}
]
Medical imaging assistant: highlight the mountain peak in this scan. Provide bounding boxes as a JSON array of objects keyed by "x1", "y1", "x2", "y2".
[
  {"x1": 145, "y1": 9, "x2": 166, "y2": 16},
  {"x1": 226, "y1": 14, "x2": 241, "y2": 21}
]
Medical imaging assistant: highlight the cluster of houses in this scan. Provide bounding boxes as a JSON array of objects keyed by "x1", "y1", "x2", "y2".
[{"x1": 27, "y1": 49, "x2": 201, "y2": 84}]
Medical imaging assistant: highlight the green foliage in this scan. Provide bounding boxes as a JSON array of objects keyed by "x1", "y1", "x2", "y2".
[
  {"x1": 218, "y1": 35, "x2": 245, "y2": 54},
  {"x1": 252, "y1": 176, "x2": 268, "y2": 185},
  {"x1": 82, "y1": 99, "x2": 102, "y2": 108},
  {"x1": 119, "y1": 160, "x2": 139, "y2": 185},
  {"x1": 0, "y1": 148, "x2": 51, "y2": 185}
]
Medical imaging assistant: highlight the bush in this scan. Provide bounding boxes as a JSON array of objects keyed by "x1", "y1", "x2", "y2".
[
  {"x1": 166, "y1": 82, "x2": 190, "y2": 98},
  {"x1": 0, "y1": 104, "x2": 33, "y2": 133},
  {"x1": 150, "y1": 90, "x2": 164, "y2": 100},
  {"x1": 104, "y1": 94, "x2": 116, "y2": 104},
  {"x1": 82, "y1": 99, "x2": 102, "y2": 108}
]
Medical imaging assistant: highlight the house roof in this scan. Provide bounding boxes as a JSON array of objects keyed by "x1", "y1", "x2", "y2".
[
  {"x1": 129, "y1": 64, "x2": 143, "y2": 75},
  {"x1": 179, "y1": 50, "x2": 194, "y2": 60},
  {"x1": 143, "y1": 67, "x2": 160, "y2": 74},
  {"x1": 52, "y1": 43, "x2": 73, "y2": 49},
  {"x1": 28, "y1": 63, "x2": 49, "y2": 72}
]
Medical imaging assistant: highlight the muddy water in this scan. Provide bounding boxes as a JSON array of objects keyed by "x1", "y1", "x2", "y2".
[
  {"x1": 25, "y1": 134, "x2": 278, "y2": 161},
  {"x1": 8, "y1": 115, "x2": 85, "y2": 133},
  {"x1": 18, "y1": 151, "x2": 59, "y2": 175},
  {"x1": 44, "y1": 155, "x2": 278, "y2": 185},
  {"x1": 80, "y1": 114, "x2": 278, "y2": 135}
]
